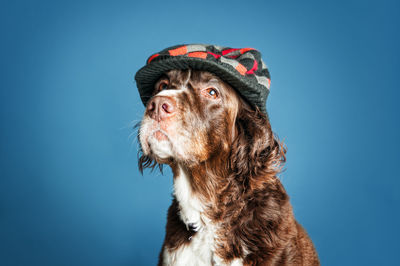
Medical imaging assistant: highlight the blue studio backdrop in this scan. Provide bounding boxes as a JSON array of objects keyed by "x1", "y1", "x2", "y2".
[{"x1": 1, "y1": 0, "x2": 399, "y2": 265}]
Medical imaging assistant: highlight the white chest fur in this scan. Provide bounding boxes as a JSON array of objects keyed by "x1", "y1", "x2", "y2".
[
  {"x1": 162, "y1": 166, "x2": 243, "y2": 266},
  {"x1": 173, "y1": 166, "x2": 205, "y2": 230}
]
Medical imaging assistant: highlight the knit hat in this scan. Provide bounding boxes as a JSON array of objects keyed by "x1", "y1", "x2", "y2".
[{"x1": 135, "y1": 44, "x2": 271, "y2": 113}]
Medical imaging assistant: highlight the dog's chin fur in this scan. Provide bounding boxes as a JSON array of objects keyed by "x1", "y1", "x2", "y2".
[
  {"x1": 148, "y1": 139, "x2": 172, "y2": 160},
  {"x1": 139, "y1": 122, "x2": 198, "y2": 167},
  {"x1": 137, "y1": 69, "x2": 319, "y2": 265}
]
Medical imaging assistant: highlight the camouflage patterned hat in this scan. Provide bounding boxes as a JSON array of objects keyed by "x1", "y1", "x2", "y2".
[{"x1": 134, "y1": 44, "x2": 271, "y2": 113}]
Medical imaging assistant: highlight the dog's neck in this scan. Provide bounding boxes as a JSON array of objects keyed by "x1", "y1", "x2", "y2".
[
  {"x1": 171, "y1": 164, "x2": 216, "y2": 231},
  {"x1": 169, "y1": 157, "x2": 243, "y2": 228},
  {"x1": 171, "y1": 165, "x2": 202, "y2": 230},
  {"x1": 170, "y1": 156, "x2": 290, "y2": 224}
]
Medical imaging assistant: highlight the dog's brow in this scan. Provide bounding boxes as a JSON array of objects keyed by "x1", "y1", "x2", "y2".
[
  {"x1": 208, "y1": 78, "x2": 219, "y2": 83},
  {"x1": 205, "y1": 78, "x2": 221, "y2": 87}
]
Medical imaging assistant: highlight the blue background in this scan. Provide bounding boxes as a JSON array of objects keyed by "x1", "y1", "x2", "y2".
[{"x1": 1, "y1": 0, "x2": 399, "y2": 265}]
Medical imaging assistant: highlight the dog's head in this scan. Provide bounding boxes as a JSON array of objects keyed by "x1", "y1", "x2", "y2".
[
  {"x1": 138, "y1": 69, "x2": 285, "y2": 189},
  {"x1": 139, "y1": 69, "x2": 240, "y2": 165}
]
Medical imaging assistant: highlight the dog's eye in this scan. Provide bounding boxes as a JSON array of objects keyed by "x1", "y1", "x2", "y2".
[
  {"x1": 159, "y1": 82, "x2": 168, "y2": 91},
  {"x1": 204, "y1": 88, "x2": 219, "y2": 99}
]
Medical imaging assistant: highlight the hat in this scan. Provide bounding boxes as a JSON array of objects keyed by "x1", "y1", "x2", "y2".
[{"x1": 135, "y1": 44, "x2": 271, "y2": 113}]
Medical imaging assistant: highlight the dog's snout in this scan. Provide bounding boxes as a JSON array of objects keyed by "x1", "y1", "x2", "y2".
[{"x1": 146, "y1": 96, "x2": 176, "y2": 121}]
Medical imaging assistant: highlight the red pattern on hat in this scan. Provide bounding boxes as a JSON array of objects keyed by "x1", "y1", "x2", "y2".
[{"x1": 246, "y1": 60, "x2": 258, "y2": 75}]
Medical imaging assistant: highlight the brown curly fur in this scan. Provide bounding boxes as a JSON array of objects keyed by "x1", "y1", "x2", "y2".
[{"x1": 138, "y1": 70, "x2": 319, "y2": 265}]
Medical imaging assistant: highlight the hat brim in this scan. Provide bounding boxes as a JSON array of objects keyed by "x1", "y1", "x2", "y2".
[{"x1": 134, "y1": 56, "x2": 268, "y2": 113}]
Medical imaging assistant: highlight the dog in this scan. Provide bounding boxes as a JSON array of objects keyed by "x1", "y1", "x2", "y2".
[{"x1": 138, "y1": 68, "x2": 319, "y2": 265}]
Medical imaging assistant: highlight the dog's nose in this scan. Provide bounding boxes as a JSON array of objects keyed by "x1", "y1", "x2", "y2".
[{"x1": 146, "y1": 96, "x2": 176, "y2": 121}]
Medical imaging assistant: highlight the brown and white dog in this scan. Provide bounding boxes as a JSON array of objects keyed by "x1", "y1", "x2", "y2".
[{"x1": 138, "y1": 69, "x2": 319, "y2": 265}]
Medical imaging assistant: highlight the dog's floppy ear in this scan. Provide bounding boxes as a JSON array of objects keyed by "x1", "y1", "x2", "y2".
[{"x1": 229, "y1": 99, "x2": 286, "y2": 190}]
